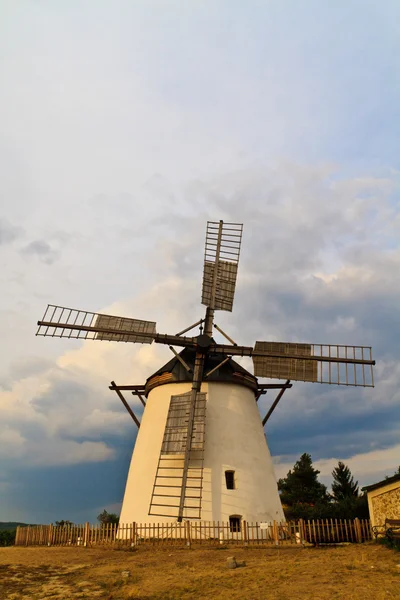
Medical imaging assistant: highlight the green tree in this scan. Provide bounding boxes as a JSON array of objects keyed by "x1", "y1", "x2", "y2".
[
  {"x1": 278, "y1": 453, "x2": 329, "y2": 507},
  {"x1": 55, "y1": 520, "x2": 74, "y2": 527},
  {"x1": 331, "y1": 461, "x2": 359, "y2": 501},
  {"x1": 0, "y1": 530, "x2": 16, "y2": 546},
  {"x1": 97, "y1": 510, "x2": 119, "y2": 525}
]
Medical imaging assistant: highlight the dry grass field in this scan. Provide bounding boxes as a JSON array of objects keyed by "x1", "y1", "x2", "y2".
[{"x1": 1, "y1": 543, "x2": 399, "y2": 600}]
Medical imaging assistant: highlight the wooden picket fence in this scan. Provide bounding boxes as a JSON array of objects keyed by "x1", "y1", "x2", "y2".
[{"x1": 15, "y1": 518, "x2": 372, "y2": 547}]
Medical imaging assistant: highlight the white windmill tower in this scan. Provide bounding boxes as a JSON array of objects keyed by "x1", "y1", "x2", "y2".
[{"x1": 36, "y1": 220, "x2": 375, "y2": 528}]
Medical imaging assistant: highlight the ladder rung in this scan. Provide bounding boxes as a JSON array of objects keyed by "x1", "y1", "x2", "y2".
[
  {"x1": 159, "y1": 456, "x2": 204, "y2": 461},
  {"x1": 159, "y1": 454, "x2": 203, "y2": 462},
  {"x1": 155, "y1": 475, "x2": 203, "y2": 481},
  {"x1": 157, "y1": 465, "x2": 203, "y2": 470},
  {"x1": 154, "y1": 485, "x2": 202, "y2": 489},
  {"x1": 159, "y1": 458, "x2": 203, "y2": 462},
  {"x1": 153, "y1": 494, "x2": 200, "y2": 500},
  {"x1": 151, "y1": 503, "x2": 180, "y2": 508},
  {"x1": 156, "y1": 467, "x2": 185, "y2": 470},
  {"x1": 153, "y1": 494, "x2": 181, "y2": 498},
  {"x1": 147, "y1": 513, "x2": 200, "y2": 520}
]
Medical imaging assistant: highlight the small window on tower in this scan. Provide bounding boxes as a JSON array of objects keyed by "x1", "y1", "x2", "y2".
[
  {"x1": 225, "y1": 470, "x2": 235, "y2": 490},
  {"x1": 229, "y1": 515, "x2": 241, "y2": 533}
]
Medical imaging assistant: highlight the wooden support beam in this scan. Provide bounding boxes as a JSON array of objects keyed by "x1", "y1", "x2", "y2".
[
  {"x1": 175, "y1": 319, "x2": 204, "y2": 337},
  {"x1": 108, "y1": 384, "x2": 146, "y2": 391},
  {"x1": 135, "y1": 392, "x2": 146, "y2": 407},
  {"x1": 255, "y1": 390, "x2": 267, "y2": 402},
  {"x1": 204, "y1": 356, "x2": 231, "y2": 378},
  {"x1": 262, "y1": 380, "x2": 290, "y2": 426},
  {"x1": 255, "y1": 382, "x2": 292, "y2": 402},
  {"x1": 213, "y1": 323, "x2": 237, "y2": 346},
  {"x1": 169, "y1": 346, "x2": 192, "y2": 373},
  {"x1": 110, "y1": 380, "x2": 140, "y2": 428}
]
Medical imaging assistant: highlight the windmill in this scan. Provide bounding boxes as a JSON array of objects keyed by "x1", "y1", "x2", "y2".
[{"x1": 36, "y1": 220, "x2": 374, "y2": 527}]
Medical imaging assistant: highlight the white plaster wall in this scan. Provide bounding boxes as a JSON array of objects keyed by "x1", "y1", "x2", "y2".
[{"x1": 118, "y1": 381, "x2": 284, "y2": 525}]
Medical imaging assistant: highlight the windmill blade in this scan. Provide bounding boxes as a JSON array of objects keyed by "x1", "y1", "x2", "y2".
[
  {"x1": 160, "y1": 391, "x2": 206, "y2": 455},
  {"x1": 36, "y1": 304, "x2": 156, "y2": 344},
  {"x1": 253, "y1": 341, "x2": 375, "y2": 387},
  {"x1": 253, "y1": 341, "x2": 318, "y2": 382},
  {"x1": 36, "y1": 305, "x2": 198, "y2": 347},
  {"x1": 201, "y1": 221, "x2": 243, "y2": 313},
  {"x1": 210, "y1": 341, "x2": 375, "y2": 387}
]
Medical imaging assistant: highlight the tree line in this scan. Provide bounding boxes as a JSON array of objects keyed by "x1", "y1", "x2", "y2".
[
  {"x1": 279, "y1": 453, "x2": 370, "y2": 520},
  {"x1": 54, "y1": 510, "x2": 119, "y2": 528}
]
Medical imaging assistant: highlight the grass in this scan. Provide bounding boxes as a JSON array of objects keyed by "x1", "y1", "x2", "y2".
[
  {"x1": 1, "y1": 543, "x2": 400, "y2": 599},
  {"x1": 379, "y1": 537, "x2": 400, "y2": 552}
]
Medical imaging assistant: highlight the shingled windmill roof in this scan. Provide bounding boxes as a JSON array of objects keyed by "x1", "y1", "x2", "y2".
[{"x1": 145, "y1": 346, "x2": 258, "y2": 395}]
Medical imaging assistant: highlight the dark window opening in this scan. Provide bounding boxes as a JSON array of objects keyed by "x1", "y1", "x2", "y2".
[
  {"x1": 225, "y1": 470, "x2": 235, "y2": 490},
  {"x1": 229, "y1": 515, "x2": 241, "y2": 533}
]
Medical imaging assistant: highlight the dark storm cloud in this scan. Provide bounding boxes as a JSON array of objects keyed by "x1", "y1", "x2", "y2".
[
  {"x1": 1, "y1": 458, "x2": 132, "y2": 524},
  {"x1": 0, "y1": 218, "x2": 21, "y2": 245},
  {"x1": 21, "y1": 240, "x2": 58, "y2": 264},
  {"x1": 265, "y1": 390, "x2": 400, "y2": 459},
  {"x1": 31, "y1": 379, "x2": 90, "y2": 414}
]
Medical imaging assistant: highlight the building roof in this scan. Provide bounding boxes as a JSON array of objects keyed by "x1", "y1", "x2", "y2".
[
  {"x1": 362, "y1": 473, "x2": 400, "y2": 493},
  {"x1": 145, "y1": 346, "x2": 258, "y2": 394}
]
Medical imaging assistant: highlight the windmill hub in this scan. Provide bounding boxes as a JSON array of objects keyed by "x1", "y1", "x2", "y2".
[{"x1": 195, "y1": 333, "x2": 213, "y2": 349}]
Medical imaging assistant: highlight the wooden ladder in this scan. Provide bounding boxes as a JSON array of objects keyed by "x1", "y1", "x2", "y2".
[{"x1": 149, "y1": 392, "x2": 206, "y2": 520}]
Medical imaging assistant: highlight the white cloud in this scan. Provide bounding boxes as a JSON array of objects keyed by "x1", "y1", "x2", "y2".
[
  {"x1": 0, "y1": 281, "x2": 194, "y2": 468},
  {"x1": 0, "y1": 424, "x2": 114, "y2": 467}
]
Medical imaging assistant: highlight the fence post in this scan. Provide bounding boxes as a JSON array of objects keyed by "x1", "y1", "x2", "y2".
[
  {"x1": 243, "y1": 520, "x2": 248, "y2": 546},
  {"x1": 25, "y1": 525, "x2": 30, "y2": 546},
  {"x1": 185, "y1": 520, "x2": 191, "y2": 548},
  {"x1": 130, "y1": 522, "x2": 136, "y2": 546},
  {"x1": 296, "y1": 519, "x2": 304, "y2": 545},
  {"x1": 273, "y1": 520, "x2": 279, "y2": 546},
  {"x1": 83, "y1": 522, "x2": 90, "y2": 547},
  {"x1": 367, "y1": 519, "x2": 373, "y2": 541},
  {"x1": 47, "y1": 523, "x2": 53, "y2": 546},
  {"x1": 354, "y1": 518, "x2": 362, "y2": 543}
]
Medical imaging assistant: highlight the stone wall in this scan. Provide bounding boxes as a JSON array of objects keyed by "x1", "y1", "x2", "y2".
[{"x1": 371, "y1": 486, "x2": 400, "y2": 526}]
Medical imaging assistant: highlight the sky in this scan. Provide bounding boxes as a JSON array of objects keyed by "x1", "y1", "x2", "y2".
[{"x1": 1, "y1": 0, "x2": 399, "y2": 524}]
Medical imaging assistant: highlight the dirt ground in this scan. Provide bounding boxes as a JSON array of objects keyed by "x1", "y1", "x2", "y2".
[{"x1": 1, "y1": 543, "x2": 399, "y2": 600}]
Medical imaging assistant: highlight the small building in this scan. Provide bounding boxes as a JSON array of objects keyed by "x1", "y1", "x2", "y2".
[{"x1": 362, "y1": 474, "x2": 400, "y2": 527}]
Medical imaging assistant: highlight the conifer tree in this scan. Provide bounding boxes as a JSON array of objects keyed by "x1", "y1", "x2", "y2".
[
  {"x1": 278, "y1": 453, "x2": 329, "y2": 506},
  {"x1": 97, "y1": 509, "x2": 119, "y2": 525},
  {"x1": 331, "y1": 461, "x2": 359, "y2": 501}
]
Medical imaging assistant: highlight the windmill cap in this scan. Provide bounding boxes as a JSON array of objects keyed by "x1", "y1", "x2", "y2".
[{"x1": 145, "y1": 347, "x2": 257, "y2": 395}]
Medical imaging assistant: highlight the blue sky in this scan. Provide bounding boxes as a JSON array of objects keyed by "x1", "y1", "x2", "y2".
[{"x1": 0, "y1": 0, "x2": 399, "y2": 524}]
